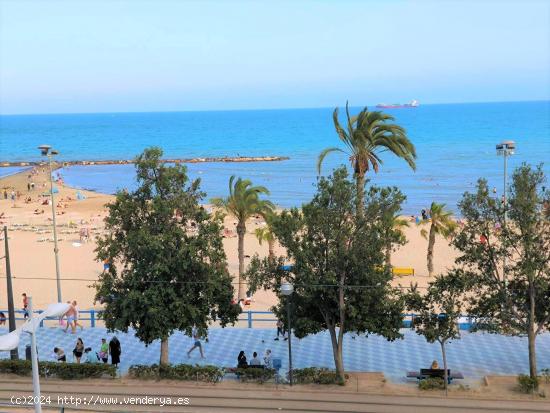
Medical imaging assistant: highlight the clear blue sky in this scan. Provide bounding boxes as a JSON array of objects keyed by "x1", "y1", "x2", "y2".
[{"x1": 0, "y1": 0, "x2": 549, "y2": 115}]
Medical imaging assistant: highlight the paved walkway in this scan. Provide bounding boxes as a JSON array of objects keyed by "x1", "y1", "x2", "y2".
[{"x1": 1, "y1": 326, "x2": 549, "y2": 383}]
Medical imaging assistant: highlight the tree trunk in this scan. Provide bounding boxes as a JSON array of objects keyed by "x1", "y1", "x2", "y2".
[
  {"x1": 237, "y1": 221, "x2": 246, "y2": 300},
  {"x1": 328, "y1": 325, "x2": 345, "y2": 383},
  {"x1": 268, "y1": 238, "x2": 275, "y2": 261},
  {"x1": 528, "y1": 280, "x2": 538, "y2": 383},
  {"x1": 440, "y1": 340, "x2": 448, "y2": 396},
  {"x1": 386, "y1": 243, "x2": 392, "y2": 267},
  {"x1": 355, "y1": 173, "x2": 365, "y2": 217},
  {"x1": 160, "y1": 337, "x2": 169, "y2": 366},
  {"x1": 427, "y1": 225, "x2": 435, "y2": 276}
]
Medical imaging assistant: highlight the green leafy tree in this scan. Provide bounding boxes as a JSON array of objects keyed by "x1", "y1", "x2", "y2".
[
  {"x1": 95, "y1": 148, "x2": 239, "y2": 365},
  {"x1": 211, "y1": 176, "x2": 274, "y2": 299},
  {"x1": 363, "y1": 186, "x2": 408, "y2": 266},
  {"x1": 453, "y1": 164, "x2": 550, "y2": 385},
  {"x1": 406, "y1": 272, "x2": 466, "y2": 394},
  {"x1": 317, "y1": 102, "x2": 416, "y2": 216},
  {"x1": 255, "y1": 211, "x2": 278, "y2": 260},
  {"x1": 418, "y1": 202, "x2": 457, "y2": 276},
  {"x1": 246, "y1": 167, "x2": 404, "y2": 382}
]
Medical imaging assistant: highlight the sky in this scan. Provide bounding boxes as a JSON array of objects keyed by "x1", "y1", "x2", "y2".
[{"x1": 0, "y1": 0, "x2": 549, "y2": 115}]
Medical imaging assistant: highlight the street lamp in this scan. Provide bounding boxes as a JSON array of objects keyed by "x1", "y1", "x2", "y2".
[
  {"x1": 38, "y1": 145, "x2": 62, "y2": 302},
  {"x1": 281, "y1": 282, "x2": 294, "y2": 386},
  {"x1": 3, "y1": 226, "x2": 18, "y2": 359},
  {"x1": 0, "y1": 301, "x2": 70, "y2": 413},
  {"x1": 496, "y1": 140, "x2": 515, "y2": 287}
]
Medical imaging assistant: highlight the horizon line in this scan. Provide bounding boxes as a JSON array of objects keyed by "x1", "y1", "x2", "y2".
[{"x1": 1, "y1": 98, "x2": 548, "y2": 117}]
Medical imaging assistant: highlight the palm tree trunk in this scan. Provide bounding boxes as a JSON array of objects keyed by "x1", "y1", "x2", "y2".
[
  {"x1": 237, "y1": 221, "x2": 246, "y2": 300},
  {"x1": 268, "y1": 238, "x2": 275, "y2": 261},
  {"x1": 427, "y1": 225, "x2": 436, "y2": 276},
  {"x1": 355, "y1": 172, "x2": 366, "y2": 217},
  {"x1": 386, "y1": 242, "x2": 392, "y2": 266},
  {"x1": 160, "y1": 337, "x2": 169, "y2": 366}
]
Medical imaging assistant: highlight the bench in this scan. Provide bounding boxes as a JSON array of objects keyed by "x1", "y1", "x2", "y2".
[
  {"x1": 407, "y1": 369, "x2": 464, "y2": 384},
  {"x1": 392, "y1": 267, "x2": 415, "y2": 276}
]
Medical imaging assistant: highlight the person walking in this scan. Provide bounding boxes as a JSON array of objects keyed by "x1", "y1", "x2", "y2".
[
  {"x1": 274, "y1": 319, "x2": 286, "y2": 341},
  {"x1": 63, "y1": 301, "x2": 77, "y2": 333},
  {"x1": 22, "y1": 293, "x2": 29, "y2": 319},
  {"x1": 72, "y1": 300, "x2": 84, "y2": 331},
  {"x1": 187, "y1": 326, "x2": 205, "y2": 359},
  {"x1": 109, "y1": 336, "x2": 121, "y2": 367}
]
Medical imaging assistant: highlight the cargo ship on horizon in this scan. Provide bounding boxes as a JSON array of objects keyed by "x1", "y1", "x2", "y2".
[{"x1": 376, "y1": 100, "x2": 419, "y2": 109}]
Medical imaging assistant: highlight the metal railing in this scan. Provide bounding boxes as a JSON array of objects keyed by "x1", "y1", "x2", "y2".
[{"x1": 1, "y1": 310, "x2": 476, "y2": 330}]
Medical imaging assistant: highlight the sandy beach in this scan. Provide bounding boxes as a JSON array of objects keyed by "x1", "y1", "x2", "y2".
[{"x1": 0, "y1": 166, "x2": 459, "y2": 312}]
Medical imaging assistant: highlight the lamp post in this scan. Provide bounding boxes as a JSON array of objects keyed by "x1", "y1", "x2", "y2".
[
  {"x1": 496, "y1": 140, "x2": 515, "y2": 287},
  {"x1": 38, "y1": 145, "x2": 62, "y2": 302},
  {"x1": 27, "y1": 297, "x2": 42, "y2": 413},
  {"x1": 3, "y1": 226, "x2": 18, "y2": 359},
  {"x1": 281, "y1": 282, "x2": 294, "y2": 386},
  {"x1": 0, "y1": 302, "x2": 70, "y2": 413}
]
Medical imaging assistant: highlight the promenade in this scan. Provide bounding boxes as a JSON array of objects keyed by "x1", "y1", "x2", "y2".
[{"x1": 1, "y1": 325, "x2": 549, "y2": 384}]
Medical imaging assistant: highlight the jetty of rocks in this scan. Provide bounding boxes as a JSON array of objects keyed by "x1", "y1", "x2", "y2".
[{"x1": 0, "y1": 155, "x2": 289, "y2": 168}]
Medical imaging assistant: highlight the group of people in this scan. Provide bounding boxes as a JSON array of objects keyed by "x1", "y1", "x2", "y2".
[
  {"x1": 237, "y1": 349, "x2": 273, "y2": 369},
  {"x1": 53, "y1": 337, "x2": 121, "y2": 366}
]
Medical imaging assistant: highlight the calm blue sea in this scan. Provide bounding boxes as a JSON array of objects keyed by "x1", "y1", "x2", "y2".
[{"x1": 1, "y1": 101, "x2": 549, "y2": 214}]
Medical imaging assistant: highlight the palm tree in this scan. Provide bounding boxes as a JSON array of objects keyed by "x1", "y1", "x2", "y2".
[
  {"x1": 317, "y1": 102, "x2": 417, "y2": 215},
  {"x1": 255, "y1": 211, "x2": 277, "y2": 260},
  {"x1": 211, "y1": 176, "x2": 274, "y2": 300},
  {"x1": 386, "y1": 215, "x2": 409, "y2": 265},
  {"x1": 418, "y1": 202, "x2": 457, "y2": 276}
]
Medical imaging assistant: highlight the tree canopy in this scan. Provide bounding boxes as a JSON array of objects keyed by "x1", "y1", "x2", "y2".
[
  {"x1": 453, "y1": 163, "x2": 550, "y2": 382},
  {"x1": 211, "y1": 175, "x2": 274, "y2": 299},
  {"x1": 95, "y1": 147, "x2": 239, "y2": 365},
  {"x1": 246, "y1": 167, "x2": 404, "y2": 382},
  {"x1": 317, "y1": 102, "x2": 416, "y2": 215}
]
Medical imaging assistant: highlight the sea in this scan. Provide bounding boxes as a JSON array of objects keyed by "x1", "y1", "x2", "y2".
[{"x1": 1, "y1": 101, "x2": 549, "y2": 214}]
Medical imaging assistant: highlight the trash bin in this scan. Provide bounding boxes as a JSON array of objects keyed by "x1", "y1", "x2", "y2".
[{"x1": 25, "y1": 345, "x2": 38, "y2": 361}]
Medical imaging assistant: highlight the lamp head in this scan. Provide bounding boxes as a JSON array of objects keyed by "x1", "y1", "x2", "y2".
[
  {"x1": 496, "y1": 140, "x2": 516, "y2": 156},
  {"x1": 38, "y1": 145, "x2": 51, "y2": 156},
  {"x1": 281, "y1": 282, "x2": 294, "y2": 296}
]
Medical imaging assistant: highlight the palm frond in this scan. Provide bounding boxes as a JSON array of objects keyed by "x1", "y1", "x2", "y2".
[{"x1": 317, "y1": 147, "x2": 347, "y2": 175}]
